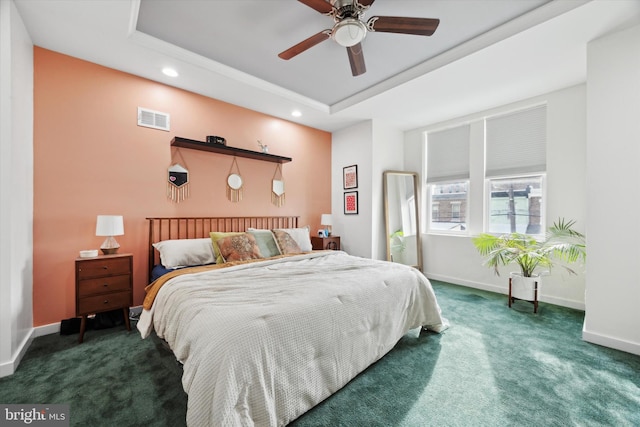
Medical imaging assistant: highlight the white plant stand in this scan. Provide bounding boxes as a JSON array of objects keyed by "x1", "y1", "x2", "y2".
[{"x1": 509, "y1": 273, "x2": 539, "y2": 313}]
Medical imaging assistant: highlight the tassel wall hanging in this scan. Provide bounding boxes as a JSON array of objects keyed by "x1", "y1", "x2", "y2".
[
  {"x1": 226, "y1": 157, "x2": 244, "y2": 202},
  {"x1": 271, "y1": 164, "x2": 285, "y2": 207},
  {"x1": 167, "y1": 163, "x2": 190, "y2": 203}
]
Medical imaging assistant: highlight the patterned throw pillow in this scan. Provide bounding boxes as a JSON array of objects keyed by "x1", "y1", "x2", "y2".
[
  {"x1": 272, "y1": 226, "x2": 312, "y2": 251},
  {"x1": 272, "y1": 230, "x2": 302, "y2": 254},
  {"x1": 210, "y1": 231, "x2": 245, "y2": 264},
  {"x1": 216, "y1": 233, "x2": 263, "y2": 262}
]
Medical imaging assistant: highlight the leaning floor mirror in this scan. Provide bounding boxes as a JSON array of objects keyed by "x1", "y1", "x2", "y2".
[{"x1": 383, "y1": 171, "x2": 422, "y2": 271}]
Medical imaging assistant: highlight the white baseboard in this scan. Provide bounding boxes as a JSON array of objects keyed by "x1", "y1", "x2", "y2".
[
  {"x1": 425, "y1": 273, "x2": 585, "y2": 310},
  {"x1": 0, "y1": 363, "x2": 12, "y2": 378},
  {"x1": 0, "y1": 328, "x2": 34, "y2": 378},
  {"x1": 34, "y1": 322, "x2": 60, "y2": 337},
  {"x1": 582, "y1": 328, "x2": 640, "y2": 356},
  {"x1": 426, "y1": 273, "x2": 504, "y2": 294},
  {"x1": 543, "y1": 295, "x2": 585, "y2": 311}
]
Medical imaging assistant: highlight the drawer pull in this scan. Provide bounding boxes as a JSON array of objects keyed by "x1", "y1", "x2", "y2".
[
  {"x1": 103, "y1": 266, "x2": 109, "y2": 270},
  {"x1": 103, "y1": 283, "x2": 109, "y2": 287},
  {"x1": 103, "y1": 300, "x2": 109, "y2": 304}
]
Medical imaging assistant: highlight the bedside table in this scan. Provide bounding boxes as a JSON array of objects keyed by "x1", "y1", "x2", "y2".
[
  {"x1": 311, "y1": 236, "x2": 340, "y2": 251},
  {"x1": 75, "y1": 253, "x2": 133, "y2": 343}
]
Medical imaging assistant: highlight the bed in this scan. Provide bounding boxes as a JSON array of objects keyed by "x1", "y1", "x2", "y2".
[{"x1": 138, "y1": 216, "x2": 447, "y2": 426}]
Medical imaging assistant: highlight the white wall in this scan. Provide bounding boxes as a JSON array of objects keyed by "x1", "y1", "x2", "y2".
[
  {"x1": 583, "y1": 24, "x2": 640, "y2": 355},
  {"x1": 0, "y1": 0, "x2": 35, "y2": 377},
  {"x1": 371, "y1": 121, "x2": 404, "y2": 261},
  {"x1": 332, "y1": 120, "x2": 403, "y2": 259},
  {"x1": 332, "y1": 121, "x2": 373, "y2": 257},
  {"x1": 408, "y1": 84, "x2": 587, "y2": 310}
]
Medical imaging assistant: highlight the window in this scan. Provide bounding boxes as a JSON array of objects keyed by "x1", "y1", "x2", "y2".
[
  {"x1": 428, "y1": 181, "x2": 468, "y2": 232},
  {"x1": 485, "y1": 105, "x2": 546, "y2": 235},
  {"x1": 485, "y1": 105, "x2": 546, "y2": 177},
  {"x1": 451, "y1": 201, "x2": 461, "y2": 220},
  {"x1": 487, "y1": 175, "x2": 544, "y2": 235},
  {"x1": 426, "y1": 125, "x2": 470, "y2": 233}
]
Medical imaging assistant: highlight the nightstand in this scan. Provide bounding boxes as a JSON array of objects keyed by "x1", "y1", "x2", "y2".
[
  {"x1": 75, "y1": 253, "x2": 133, "y2": 343},
  {"x1": 311, "y1": 236, "x2": 340, "y2": 251}
]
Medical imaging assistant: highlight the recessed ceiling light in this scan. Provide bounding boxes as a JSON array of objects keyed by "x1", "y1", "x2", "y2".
[
  {"x1": 291, "y1": 110, "x2": 302, "y2": 117},
  {"x1": 162, "y1": 67, "x2": 178, "y2": 77}
]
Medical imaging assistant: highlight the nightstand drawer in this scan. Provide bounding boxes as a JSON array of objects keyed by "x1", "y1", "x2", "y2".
[
  {"x1": 77, "y1": 257, "x2": 131, "y2": 279},
  {"x1": 78, "y1": 274, "x2": 131, "y2": 297},
  {"x1": 78, "y1": 291, "x2": 131, "y2": 315},
  {"x1": 311, "y1": 236, "x2": 340, "y2": 251}
]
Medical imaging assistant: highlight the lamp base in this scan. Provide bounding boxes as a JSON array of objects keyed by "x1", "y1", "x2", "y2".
[{"x1": 100, "y1": 236, "x2": 120, "y2": 255}]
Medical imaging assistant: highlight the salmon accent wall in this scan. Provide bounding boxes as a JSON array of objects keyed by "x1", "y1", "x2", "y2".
[{"x1": 33, "y1": 47, "x2": 332, "y2": 327}]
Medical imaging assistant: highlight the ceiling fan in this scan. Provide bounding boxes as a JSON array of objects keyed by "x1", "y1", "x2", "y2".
[{"x1": 278, "y1": 0, "x2": 440, "y2": 77}]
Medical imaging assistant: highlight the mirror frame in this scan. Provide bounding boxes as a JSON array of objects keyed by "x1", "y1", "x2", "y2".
[{"x1": 383, "y1": 171, "x2": 422, "y2": 271}]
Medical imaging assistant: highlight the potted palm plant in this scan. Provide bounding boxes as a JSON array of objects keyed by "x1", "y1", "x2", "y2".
[
  {"x1": 388, "y1": 229, "x2": 407, "y2": 264},
  {"x1": 472, "y1": 218, "x2": 586, "y2": 310}
]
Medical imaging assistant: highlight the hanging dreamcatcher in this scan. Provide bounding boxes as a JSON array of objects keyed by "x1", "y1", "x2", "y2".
[
  {"x1": 226, "y1": 157, "x2": 243, "y2": 202},
  {"x1": 167, "y1": 163, "x2": 190, "y2": 203},
  {"x1": 271, "y1": 164, "x2": 285, "y2": 207}
]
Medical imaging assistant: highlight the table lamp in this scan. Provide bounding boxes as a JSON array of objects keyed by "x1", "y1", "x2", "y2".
[
  {"x1": 321, "y1": 214, "x2": 333, "y2": 237},
  {"x1": 96, "y1": 215, "x2": 124, "y2": 255}
]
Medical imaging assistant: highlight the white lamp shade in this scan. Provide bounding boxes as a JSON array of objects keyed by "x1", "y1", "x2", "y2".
[
  {"x1": 95, "y1": 215, "x2": 124, "y2": 236},
  {"x1": 321, "y1": 214, "x2": 333, "y2": 226}
]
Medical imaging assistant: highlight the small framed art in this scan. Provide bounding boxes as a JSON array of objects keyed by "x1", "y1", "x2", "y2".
[
  {"x1": 343, "y1": 165, "x2": 358, "y2": 190},
  {"x1": 344, "y1": 191, "x2": 358, "y2": 215}
]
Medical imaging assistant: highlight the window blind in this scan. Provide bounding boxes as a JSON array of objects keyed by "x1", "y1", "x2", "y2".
[
  {"x1": 485, "y1": 105, "x2": 546, "y2": 177},
  {"x1": 426, "y1": 124, "x2": 470, "y2": 183}
]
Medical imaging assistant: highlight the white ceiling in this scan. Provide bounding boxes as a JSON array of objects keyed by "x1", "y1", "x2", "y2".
[
  {"x1": 136, "y1": 0, "x2": 550, "y2": 105},
  {"x1": 13, "y1": 0, "x2": 640, "y2": 133}
]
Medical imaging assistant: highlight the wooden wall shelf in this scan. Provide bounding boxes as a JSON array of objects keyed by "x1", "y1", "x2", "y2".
[{"x1": 171, "y1": 137, "x2": 292, "y2": 164}]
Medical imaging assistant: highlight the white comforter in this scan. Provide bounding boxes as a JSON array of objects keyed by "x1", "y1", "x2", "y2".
[{"x1": 138, "y1": 251, "x2": 447, "y2": 426}]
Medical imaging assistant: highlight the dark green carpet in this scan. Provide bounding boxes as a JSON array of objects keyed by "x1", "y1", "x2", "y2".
[{"x1": 1, "y1": 281, "x2": 638, "y2": 426}]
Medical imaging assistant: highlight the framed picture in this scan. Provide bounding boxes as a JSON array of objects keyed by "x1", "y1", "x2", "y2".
[
  {"x1": 343, "y1": 165, "x2": 358, "y2": 189},
  {"x1": 344, "y1": 191, "x2": 359, "y2": 215}
]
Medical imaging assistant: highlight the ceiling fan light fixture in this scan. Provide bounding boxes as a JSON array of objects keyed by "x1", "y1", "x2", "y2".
[{"x1": 332, "y1": 19, "x2": 367, "y2": 47}]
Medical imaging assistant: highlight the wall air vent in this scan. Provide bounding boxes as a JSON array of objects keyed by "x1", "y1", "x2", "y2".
[{"x1": 137, "y1": 107, "x2": 170, "y2": 131}]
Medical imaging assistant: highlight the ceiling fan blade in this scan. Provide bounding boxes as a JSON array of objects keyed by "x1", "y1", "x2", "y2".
[
  {"x1": 367, "y1": 16, "x2": 440, "y2": 36},
  {"x1": 357, "y1": 0, "x2": 376, "y2": 7},
  {"x1": 298, "y1": 0, "x2": 334, "y2": 14},
  {"x1": 347, "y1": 43, "x2": 366, "y2": 76},
  {"x1": 278, "y1": 30, "x2": 331, "y2": 60}
]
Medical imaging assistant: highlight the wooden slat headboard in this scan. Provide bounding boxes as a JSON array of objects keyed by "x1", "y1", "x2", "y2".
[{"x1": 146, "y1": 216, "x2": 299, "y2": 281}]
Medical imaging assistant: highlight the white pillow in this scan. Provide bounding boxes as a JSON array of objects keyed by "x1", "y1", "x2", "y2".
[
  {"x1": 272, "y1": 226, "x2": 312, "y2": 252},
  {"x1": 152, "y1": 238, "x2": 215, "y2": 269}
]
